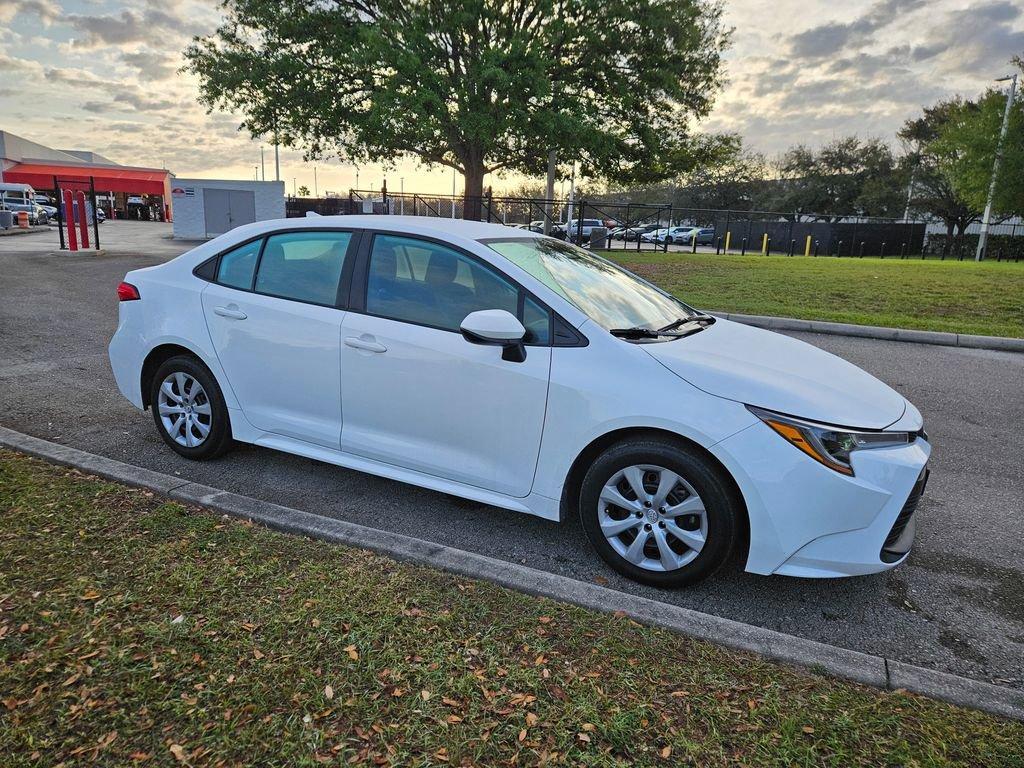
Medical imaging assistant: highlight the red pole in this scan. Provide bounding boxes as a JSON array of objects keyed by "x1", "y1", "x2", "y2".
[
  {"x1": 63, "y1": 190, "x2": 78, "y2": 251},
  {"x1": 75, "y1": 191, "x2": 90, "y2": 248}
]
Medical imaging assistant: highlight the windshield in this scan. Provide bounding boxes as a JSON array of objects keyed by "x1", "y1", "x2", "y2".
[{"x1": 484, "y1": 237, "x2": 696, "y2": 332}]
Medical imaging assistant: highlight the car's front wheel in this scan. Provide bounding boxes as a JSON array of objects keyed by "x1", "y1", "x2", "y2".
[
  {"x1": 150, "y1": 355, "x2": 233, "y2": 460},
  {"x1": 579, "y1": 438, "x2": 739, "y2": 587}
]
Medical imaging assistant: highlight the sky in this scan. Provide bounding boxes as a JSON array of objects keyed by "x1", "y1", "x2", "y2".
[{"x1": 1, "y1": 0, "x2": 1022, "y2": 196}]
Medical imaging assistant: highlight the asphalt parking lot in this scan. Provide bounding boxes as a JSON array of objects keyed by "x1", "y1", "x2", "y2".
[{"x1": 2, "y1": 220, "x2": 1022, "y2": 689}]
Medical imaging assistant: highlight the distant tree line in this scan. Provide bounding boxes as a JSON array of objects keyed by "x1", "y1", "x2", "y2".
[{"x1": 568, "y1": 56, "x2": 1024, "y2": 250}]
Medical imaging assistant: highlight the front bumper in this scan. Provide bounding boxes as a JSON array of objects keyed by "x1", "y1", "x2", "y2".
[{"x1": 714, "y1": 421, "x2": 931, "y2": 578}]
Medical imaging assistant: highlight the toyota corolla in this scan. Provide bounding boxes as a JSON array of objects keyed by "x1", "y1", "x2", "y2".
[{"x1": 109, "y1": 217, "x2": 930, "y2": 586}]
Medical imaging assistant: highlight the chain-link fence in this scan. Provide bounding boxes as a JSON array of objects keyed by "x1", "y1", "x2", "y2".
[{"x1": 285, "y1": 190, "x2": 1023, "y2": 261}]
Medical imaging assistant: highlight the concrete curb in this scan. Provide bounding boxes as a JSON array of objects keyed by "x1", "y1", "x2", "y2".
[
  {"x1": 2, "y1": 425, "x2": 1021, "y2": 721},
  {"x1": 712, "y1": 312, "x2": 1024, "y2": 352}
]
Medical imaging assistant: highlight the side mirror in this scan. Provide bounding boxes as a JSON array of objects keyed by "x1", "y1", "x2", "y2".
[{"x1": 460, "y1": 309, "x2": 527, "y2": 363}]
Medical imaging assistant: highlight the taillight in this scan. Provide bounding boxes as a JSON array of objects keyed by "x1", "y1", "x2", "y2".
[{"x1": 117, "y1": 281, "x2": 140, "y2": 301}]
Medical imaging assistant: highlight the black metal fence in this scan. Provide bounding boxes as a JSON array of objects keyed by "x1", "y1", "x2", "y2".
[{"x1": 285, "y1": 190, "x2": 1023, "y2": 261}]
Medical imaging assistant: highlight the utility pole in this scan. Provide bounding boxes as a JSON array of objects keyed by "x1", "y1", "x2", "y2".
[
  {"x1": 544, "y1": 149, "x2": 557, "y2": 235},
  {"x1": 451, "y1": 168, "x2": 456, "y2": 219},
  {"x1": 976, "y1": 73, "x2": 1017, "y2": 261},
  {"x1": 400, "y1": 177, "x2": 404, "y2": 215},
  {"x1": 902, "y1": 163, "x2": 916, "y2": 222},
  {"x1": 260, "y1": 146, "x2": 265, "y2": 181},
  {"x1": 254, "y1": 166, "x2": 259, "y2": 180}
]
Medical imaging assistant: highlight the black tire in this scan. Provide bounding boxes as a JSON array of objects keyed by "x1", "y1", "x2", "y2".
[
  {"x1": 149, "y1": 355, "x2": 233, "y2": 460},
  {"x1": 579, "y1": 437, "x2": 739, "y2": 587}
]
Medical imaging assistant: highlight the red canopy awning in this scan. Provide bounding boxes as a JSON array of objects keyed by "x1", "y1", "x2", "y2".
[{"x1": 3, "y1": 162, "x2": 170, "y2": 195}]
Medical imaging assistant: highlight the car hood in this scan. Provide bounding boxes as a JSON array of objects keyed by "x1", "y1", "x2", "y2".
[{"x1": 643, "y1": 319, "x2": 907, "y2": 429}]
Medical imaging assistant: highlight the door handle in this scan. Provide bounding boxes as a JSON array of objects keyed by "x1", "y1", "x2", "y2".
[
  {"x1": 344, "y1": 336, "x2": 387, "y2": 353},
  {"x1": 214, "y1": 306, "x2": 247, "y2": 320}
]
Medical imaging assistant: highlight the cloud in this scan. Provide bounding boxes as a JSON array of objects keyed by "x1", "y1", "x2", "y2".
[
  {"x1": 120, "y1": 49, "x2": 181, "y2": 82},
  {"x1": 915, "y1": 1, "x2": 1024, "y2": 76},
  {"x1": 65, "y1": 7, "x2": 208, "y2": 50},
  {"x1": 788, "y1": 0, "x2": 927, "y2": 59},
  {"x1": 0, "y1": 0, "x2": 59, "y2": 25}
]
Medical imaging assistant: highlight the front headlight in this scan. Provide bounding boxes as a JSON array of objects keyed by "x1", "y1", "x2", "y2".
[{"x1": 747, "y1": 406, "x2": 913, "y2": 476}]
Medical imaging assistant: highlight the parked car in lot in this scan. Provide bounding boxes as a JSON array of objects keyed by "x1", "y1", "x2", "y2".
[
  {"x1": 109, "y1": 217, "x2": 929, "y2": 587},
  {"x1": 655, "y1": 226, "x2": 698, "y2": 245},
  {"x1": 641, "y1": 228, "x2": 668, "y2": 243},
  {"x1": 614, "y1": 224, "x2": 660, "y2": 241},
  {"x1": 565, "y1": 218, "x2": 605, "y2": 243},
  {"x1": 680, "y1": 227, "x2": 716, "y2": 245},
  {"x1": 1, "y1": 200, "x2": 49, "y2": 225},
  {"x1": 525, "y1": 220, "x2": 566, "y2": 239}
]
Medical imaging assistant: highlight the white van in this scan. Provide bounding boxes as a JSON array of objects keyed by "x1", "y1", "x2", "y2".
[
  {"x1": 0, "y1": 182, "x2": 48, "y2": 224},
  {"x1": 0, "y1": 182, "x2": 37, "y2": 206}
]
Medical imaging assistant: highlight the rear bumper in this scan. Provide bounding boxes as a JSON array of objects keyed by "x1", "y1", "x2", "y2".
[
  {"x1": 713, "y1": 421, "x2": 931, "y2": 578},
  {"x1": 108, "y1": 303, "x2": 147, "y2": 410}
]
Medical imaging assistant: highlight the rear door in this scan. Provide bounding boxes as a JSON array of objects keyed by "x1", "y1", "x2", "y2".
[
  {"x1": 201, "y1": 229, "x2": 356, "y2": 448},
  {"x1": 339, "y1": 232, "x2": 552, "y2": 497}
]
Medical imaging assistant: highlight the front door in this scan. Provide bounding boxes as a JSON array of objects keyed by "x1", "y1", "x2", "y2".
[
  {"x1": 340, "y1": 233, "x2": 552, "y2": 497},
  {"x1": 201, "y1": 230, "x2": 354, "y2": 448}
]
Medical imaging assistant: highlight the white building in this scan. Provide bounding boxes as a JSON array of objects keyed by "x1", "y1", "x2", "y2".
[{"x1": 170, "y1": 178, "x2": 285, "y2": 240}]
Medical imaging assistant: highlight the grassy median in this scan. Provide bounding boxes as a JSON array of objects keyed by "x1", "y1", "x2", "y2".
[
  {"x1": 1, "y1": 450, "x2": 1022, "y2": 767},
  {"x1": 599, "y1": 251, "x2": 1024, "y2": 338}
]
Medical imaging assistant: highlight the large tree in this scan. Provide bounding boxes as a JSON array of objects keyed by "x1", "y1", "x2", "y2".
[
  {"x1": 762, "y1": 137, "x2": 906, "y2": 221},
  {"x1": 898, "y1": 99, "x2": 982, "y2": 251},
  {"x1": 185, "y1": 0, "x2": 729, "y2": 219},
  {"x1": 930, "y1": 62, "x2": 1024, "y2": 219}
]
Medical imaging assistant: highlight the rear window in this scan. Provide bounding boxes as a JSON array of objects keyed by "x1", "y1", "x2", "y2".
[{"x1": 215, "y1": 240, "x2": 261, "y2": 290}]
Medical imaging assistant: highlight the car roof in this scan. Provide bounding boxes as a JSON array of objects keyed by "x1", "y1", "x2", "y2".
[{"x1": 228, "y1": 215, "x2": 542, "y2": 242}]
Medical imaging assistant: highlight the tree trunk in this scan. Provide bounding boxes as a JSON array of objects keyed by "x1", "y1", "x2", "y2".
[{"x1": 462, "y1": 162, "x2": 486, "y2": 222}]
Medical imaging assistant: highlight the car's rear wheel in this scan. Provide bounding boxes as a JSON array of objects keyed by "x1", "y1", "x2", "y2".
[
  {"x1": 150, "y1": 355, "x2": 233, "y2": 460},
  {"x1": 579, "y1": 438, "x2": 739, "y2": 587}
]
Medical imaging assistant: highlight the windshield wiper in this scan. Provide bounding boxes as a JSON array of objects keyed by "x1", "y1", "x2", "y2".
[
  {"x1": 658, "y1": 314, "x2": 716, "y2": 332},
  {"x1": 610, "y1": 319, "x2": 713, "y2": 340},
  {"x1": 609, "y1": 326, "x2": 664, "y2": 339}
]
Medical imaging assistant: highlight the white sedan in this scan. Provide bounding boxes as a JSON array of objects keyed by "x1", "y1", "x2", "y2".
[{"x1": 109, "y1": 217, "x2": 929, "y2": 586}]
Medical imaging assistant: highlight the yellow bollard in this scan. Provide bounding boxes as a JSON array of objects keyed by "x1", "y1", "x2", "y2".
[
  {"x1": 804, "y1": 234, "x2": 812, "y2": 257},
  {"x1": 761, "y1": 233, "x2": 768, "y2": 256},
  {"x1": 725, "y1": 231, "x2": 731, "y2": 252}
]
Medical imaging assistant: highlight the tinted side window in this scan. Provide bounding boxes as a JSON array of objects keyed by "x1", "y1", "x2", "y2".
[
  {"x1": 254, "y1": 231, "x2": 352, "y2": 305},
  {"x1": 216, "y1": 239, "x2": 261, "y2": 290},
  {"x1": 368, "y1": 234, "x2": 537, "y2": 336}
]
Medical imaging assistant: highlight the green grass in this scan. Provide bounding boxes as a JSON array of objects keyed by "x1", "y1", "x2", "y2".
[
  {"x1": 598, "y1": 251, "x2": 1024, "y2": 338},
  {"x1": 2, "y1": 451, "x2": 1022, "y2": 767}
]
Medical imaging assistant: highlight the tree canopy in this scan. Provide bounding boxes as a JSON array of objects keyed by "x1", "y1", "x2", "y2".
[
  {"x1": 185, "y1": 0, "x2": 730, "y2": 218},
  {"x1": 761, "y1": 138, "x2": 905, "y2": 221},
  {"x1": 898, "y1": 98, "x2": 982, "y2": 243},
  {"x1": 930, "y1": 76, "x2": 1024, "y2": 219}
]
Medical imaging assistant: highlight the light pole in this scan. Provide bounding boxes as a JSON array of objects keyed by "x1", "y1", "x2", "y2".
[
  {"x1": 313, "y1": 166, "x2": 318, "y2": 198},
  {"x1": 260, "y1": 145, "x2": 265, "y2": 181},
  {"x1": 400, "y1": 177, "x2": 404, "y2": 215},
  {"x1": 254, "y1": 165, "x2": 259, "y2": 180},
  {"x1": 976, "y1": 73, "x2": 1018, "y2": 261}
]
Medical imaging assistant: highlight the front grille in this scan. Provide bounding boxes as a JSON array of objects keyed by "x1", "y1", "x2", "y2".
[{"x1": 880, "y1": 468, "x2": 928, "y2": 562}]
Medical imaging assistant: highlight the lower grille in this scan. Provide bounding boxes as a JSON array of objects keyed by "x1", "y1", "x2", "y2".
[{"x1": 880, "y1": 468, "x2": 928, "y2": 563}]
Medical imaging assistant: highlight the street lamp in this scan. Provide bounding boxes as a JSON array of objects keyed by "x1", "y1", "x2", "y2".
[{"x1": 976, "y1": 73, "x2": 1018, "y2": 261}]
